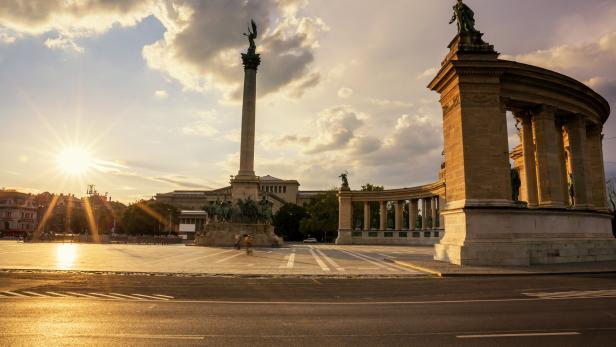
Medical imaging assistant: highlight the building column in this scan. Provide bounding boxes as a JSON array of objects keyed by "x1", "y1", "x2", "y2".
[
  {"x1": 421, "y1": 199, "x2": 428, "y2": 230},
  {"x1": 438, "y1": 195, "x2": 446, "y2": 229},
  {"x1": 587, "y1": 125, "x2": 609, "y2": 210},
  {"x1": 336, "y1": 193, "x2": 353, "y2": 244},
  {"x1": 363, "y1": 202, "x2": 371, "y2": 231},
  {"x1": 532, "y1": 105, "x2": 566, "y2": 208},
  {"x1": 379, "y1": 201, "x2": 387, "y2": 230},
  {"x1": 394, "y1": 201, "x2": 403, "y2": 231},
  {"x1": 431, "y1": 197, "x2": 438, "y2": 229},
  {"x1": 409, "y1": 199, "x2": 418, "y2": 230},
  {"x1": 516, "y1": 112, "x2": 538, "y2": 207},
  {"x1": 565, "y1": 114, "x2": 592, "y2": 208}
]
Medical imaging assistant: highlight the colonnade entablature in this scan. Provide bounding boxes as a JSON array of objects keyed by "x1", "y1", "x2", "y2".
[{"x1": 336, "y1": 180, "x2": 446, "y2": 245}]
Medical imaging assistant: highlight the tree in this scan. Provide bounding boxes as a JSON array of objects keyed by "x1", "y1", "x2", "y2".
[
  {"x1": 273, "y1": 203, "x2": 308, "y2": 241},
  {"x1": 300, "y1": 190, "x2": 339, "y2": 242},
  {"x1": 120, "y1": 200, "x2": 179, "y2": 235}
]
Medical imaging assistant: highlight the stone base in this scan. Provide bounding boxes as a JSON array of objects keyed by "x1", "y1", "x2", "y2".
[
  {"x1": 231, "y1": 176, "x2": 260, "y2": 202},
  {"x1": 435, "y1": 207, "x2": 616, "y2": 266},
  {"x1": 335, "y1": 230, "x2": 352, "y2": 245},
  {"x1": 195, "y1": 223, "x2": 282, "y2": 247}
]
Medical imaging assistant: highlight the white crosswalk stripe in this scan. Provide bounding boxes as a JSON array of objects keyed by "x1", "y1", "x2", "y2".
[
  {"x1": 314, "y1": 248, "x2": 345, "y2": 272},
  {"x1": 131, "y1": 294, "x2": 170, "y2": 300},
  {"x1": 309, "y1": 247, "x2": 330, "y2": 272},
  {"x1": 523, "y1": 289, "x2": 616, "y2": 299},
  {"x1": 110, "y1": 293, "x2": 147, "y2": 300},
  {"x1": 214, "y1": 252, "x2": 244, "y2": 264},
  {"x1": 22, "y1": 291, "x2": 47, "y2": 297},
  {"x1": 1, "y1": 291, "x2": 28, "y2": 297},
  {"x1": 45, "y1": 291, "x2": 69, "y2": 297},
  {"x1": 338, "y1": 249, "x2": 397, "y2": 272},
  {"x1": 66, "y1": 292, "x2": 99, "y2": 299},
  {"x1": 89, "y1": 293, "x2": 128, "y2": 300},
  {"x1": 152, "y1": 294, "x2": 174, "y2": 299}
]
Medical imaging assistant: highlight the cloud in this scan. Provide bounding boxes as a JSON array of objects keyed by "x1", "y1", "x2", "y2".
[
  {"x1": 502, "y1": 31, "x2": 616, "y2": 76},
  {"x1": 417, "y1": 67, "x2": 438, "y2": 79},
  {"x1": 44, "y1": 35, "x2": 83, "y2": 53},
  {"x1": 368, "y1": 98, "x2": 413, "y2": 108},
  {"x1": 586, "y1": 77, "x2": 616, "y2": 103},
  {"x1": 305, "y1": 105, "x2": 366, "y2": 154},
  {"x1": 337, "y1": 87, "x2": 353, "y2": 99},
  {"x1": 0, "y1": 31, "x2": 16, "y2": 44},
  {"x1": 153, "y1": 176, "x2": 208, "y2": 189},
  {"x1": 142, "y1": 0, "x2": 328, "y2": 99},
  {"x1": 0, "y1": 0, "x2": 326, "y2": 100},
  {"x1": 154, "y1": 90, "x2": 168, "y2": 99}
]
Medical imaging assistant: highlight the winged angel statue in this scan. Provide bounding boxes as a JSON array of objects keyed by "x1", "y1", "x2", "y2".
[{"x1": 243, "y1": 19, "x2": 258, "y2": 53}]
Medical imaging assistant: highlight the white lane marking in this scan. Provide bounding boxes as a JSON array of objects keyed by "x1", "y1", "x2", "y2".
[
  {"x1": 309, "y1": 246, "x2": 330, "y2": 272},
  {"x1": 89, "y1": 292, "x2": 128, "y2": 300},
  {"x1": 315, "y1": 248, "x2": 345, "y2": 272},
  {"x1": 0, "y1": 333, "x2": 205, "y2": 340},
  {"x1": 22, "y1": 291, "x2": 47, "y2": 297},
  {"x1": 457, "y1": 332, "x2": 581, "y2": 338},
  {"x1": 110, "y1": 293, "x2": 146, "y2": 300},
  {"x1": 153, "y1": 294, "x2": 174, "y2": 299},
  {"x1": 286, "y1": 249, "x2": 296, "y2": 269},
  {"x1": 132, "y1": 294, "x2": 170, "y2": 301},
  {"x1": 338, "y1": 249, "x2": 397, "y2": 272},
  {"x1": 523, "y1": 289, "x2": 616, "y2": 299},
  {"x1": 66, "y1": 292, "x2": 98, "y2": 299},
  {"x1": 344, "y1": 249, "x2": 417, "y2": 273},
  {"x1": 45, "y1": 291, "x2": 69, "y2": 297},
  {"x1": 1, "y1": 291, "x2": 27, "y2": 297},
  {"x1": 214, "y1": 252, "x2": 244, "y2": 264},
  {"x1": 266, "y1": 251, "x2": 273, "y2": 254}
]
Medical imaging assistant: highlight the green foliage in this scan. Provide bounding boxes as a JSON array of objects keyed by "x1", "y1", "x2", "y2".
[
  {"x1": 299, "y1": 190, "x2": 339, "y2": 242},
  {"x1": 272, "y1": 203, "x2": 308, "y2": 241},
  {"x1": 120, "y1": 201, "x2": 179, "y2": 235},
  {"x1": 361, "y1": 183, "x2": 384, "y2": 192}
]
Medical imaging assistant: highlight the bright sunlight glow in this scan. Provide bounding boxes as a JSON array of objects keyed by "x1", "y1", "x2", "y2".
[
  {"x1": 55, "y1": 243, "x2": 77, "y2": 270},
  {"x1": 56, "y1": 147, "x2": 93, "y2": 175}
]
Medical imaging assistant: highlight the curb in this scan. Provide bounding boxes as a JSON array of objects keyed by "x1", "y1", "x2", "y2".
[
  {"x1": 388, "y1": 260, "x2": 442, "y2": 277},
  {"x1": 388, "y1": 260, "x2": 616, "y2": 277}
]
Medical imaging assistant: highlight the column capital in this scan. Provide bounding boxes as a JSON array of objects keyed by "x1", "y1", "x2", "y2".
[
  {"x1": 241, "y1": 52, "x2": 261, "y2": 70},
  {"x1": 532, "y1": 104, "x2": 558, "y2": 119}
]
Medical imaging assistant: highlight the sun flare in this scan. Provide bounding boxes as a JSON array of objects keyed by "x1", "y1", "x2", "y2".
[{"x1": 56, "y1": 147, "x2": 93, "y2": 175}]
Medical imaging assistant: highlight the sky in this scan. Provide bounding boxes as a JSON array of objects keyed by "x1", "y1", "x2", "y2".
[{"x1": 1, "y1": 0, "x2": 616, "y2": 203}]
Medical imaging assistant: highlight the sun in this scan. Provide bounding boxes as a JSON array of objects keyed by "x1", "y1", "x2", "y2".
[{"x1": 56, "y1": 147, "x2": 93, "y2": 175}]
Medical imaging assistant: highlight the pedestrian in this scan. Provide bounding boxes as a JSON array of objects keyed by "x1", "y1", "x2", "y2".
[
  {"x1": 234, "y1": 233, "x2": 241, "y2": 250},
  {"x1": 245, "y1": 234, "x2": 253, "y2": 256}
]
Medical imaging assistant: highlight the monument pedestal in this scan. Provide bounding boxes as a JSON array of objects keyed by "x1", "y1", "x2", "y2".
[
  {"x1": 435, "y1": 207, "x2": 616, "y2": 265},
  {"x1": 231, "y1": 176, "x2": 260, "y2": 202}
]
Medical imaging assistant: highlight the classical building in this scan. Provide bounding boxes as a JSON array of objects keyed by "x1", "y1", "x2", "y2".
[
  {"x1": 337, "y1": 2, "x2": 616, "y2": 266},
  {"x1": 156, "y1": 175, "x2": 322, "y2": 212},
  {"x1": 0, "y1": 189, "x2": 38, "y2": 236}
]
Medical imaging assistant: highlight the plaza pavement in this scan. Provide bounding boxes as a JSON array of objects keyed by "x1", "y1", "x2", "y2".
[{"x1": 0, "y1": 240, "x2": 429, "y2": 276}]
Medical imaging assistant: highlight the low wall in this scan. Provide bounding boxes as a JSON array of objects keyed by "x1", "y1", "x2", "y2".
[
  {"x1": 336, "y1": 229, "x2": 444, "y2": 245},
  {"x1": 195, "y1": 222, "x2": 282, "y2": 247}
]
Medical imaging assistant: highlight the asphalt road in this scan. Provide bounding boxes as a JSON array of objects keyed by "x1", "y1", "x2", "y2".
[{"x1": 1, "y1": 272, "x2": 616, "y2": 346}]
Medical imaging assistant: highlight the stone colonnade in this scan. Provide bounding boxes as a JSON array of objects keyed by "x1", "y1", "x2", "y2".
[
  {"x1": 513, "y1": 109, "x2": 607, "y2": 210},
  {"x1": 336, "y1": 181, "x2": 446, "y2": 245}
]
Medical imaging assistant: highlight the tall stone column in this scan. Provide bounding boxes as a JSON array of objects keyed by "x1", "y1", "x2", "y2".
[
  {"x1": 438, "y1": 195, "x2": 446, "y2": 229},
  {"x1": 336, "y1": 188, "x2": 353, "y2": 245},
  {"x1": 431, "y1": 197, "x2": 437, "y2": 229},
  {"x1": 587, "y1": 125, "x2": 609, "y2": 210},
  {"x1": 409, "y1": 199, "x2": 418, "y2": 230},
  {"x1": 532, "y1": 105, "x2": 566, "y2": 208},
  {"x1": 394, "y1": 201, "x2": 403, "y2": 231},
  {"x1": 231, "y1": 50, "x2": 262, "y2": 202},
  {"x1": 379, "y1": 201, "x2": 387, "y2": 230},
  {"x1": 421, "y1": 199, "x2": 428, "y2": 230},
  {"x1": 565, "y1": 115, "x2": 592, "y2": 208},
  {"x1": 363, "y1": 202, "x2": 371, "y2": 231},
  {"x1": 516, "y1": 112, "x2": 538, "y2": 207}
]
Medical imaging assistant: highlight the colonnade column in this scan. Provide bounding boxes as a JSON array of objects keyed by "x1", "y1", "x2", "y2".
[
  {"x1": 394, "y1": 201, "x2": 403, "y2": 231},
  {"x1": 565, "y1": 114, "x2": 592, "y2": 208},
  {"x1": 438, "y1": 195, "x2": 446, "y2": 229},
  {"x1": 587, "y1": 125, "x2": 609, "y2": 210},
  {"x1": 363, "y1": 202, "x2": 371, "y2": 231},
  {"x1": 409, "y1": 199, "x2": 418, "y2": 230},
  {"x1": 516, "y1": 112, "x2": 538, "y2": 207},
  {"x1": 431, "y1": 197, "x2": 437, "y2": 229},
  {"x1": 379, "y1": 201, "x2": 387, "y2": 230},
  {"x1": 532, "y1": 105, "x2": 566, "y2": 208},
  {"x1": 421, "y1": 199, "x2": 428, "y2": 230}
]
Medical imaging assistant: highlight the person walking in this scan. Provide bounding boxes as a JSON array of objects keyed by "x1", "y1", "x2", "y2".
[
  {"x1": 233, "y1": 233, "x2": 241, "y2": 250},
  {"x1": 245, "y1": 234, "x2": 253, "y2": 256}
]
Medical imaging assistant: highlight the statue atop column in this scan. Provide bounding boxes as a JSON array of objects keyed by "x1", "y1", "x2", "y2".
[
  {"x1": 241, "y1": 19, "x2": 261, "y2": 70},
  {"x1": 449, "y1": 0, "x2": 478, "y2": 34}
]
